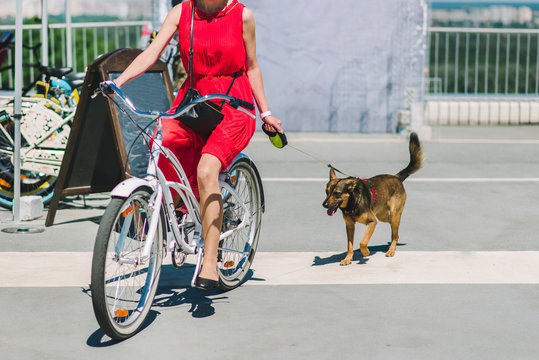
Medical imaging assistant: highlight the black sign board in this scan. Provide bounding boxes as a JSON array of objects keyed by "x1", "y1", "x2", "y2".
[{"x1": 45, "y1": 48, "x2": 174, "y2": 226}]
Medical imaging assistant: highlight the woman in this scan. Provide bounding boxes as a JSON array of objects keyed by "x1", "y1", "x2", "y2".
[{"x1": 113, "y1": 0, "x2": 282, "y2": 289}]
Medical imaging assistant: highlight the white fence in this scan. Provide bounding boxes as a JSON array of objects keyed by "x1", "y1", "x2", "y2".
[
  {"x1": 0, "y1": 21, "x2": 148, "y2": 90},
  {"x1": 426, "y1": 27, "x2": 539, "y2": 125},
  {"x1": 2, "y1": 21, "x2": 539, "y2": 127},
  {"x1": 425, "y1": 97, "x2": 539, "y2": 125}
]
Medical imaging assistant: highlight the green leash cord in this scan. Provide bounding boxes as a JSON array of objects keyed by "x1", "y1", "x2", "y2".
[{"x1": 261, "y1": 125, "x2": 353, "y2": 177}]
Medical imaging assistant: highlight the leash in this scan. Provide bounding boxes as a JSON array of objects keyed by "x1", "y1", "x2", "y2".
[
  {"x1": 288, "y1": 143, "x2": 354, "y2": 178},
  {"x1": 262, "y1": 125, "x2": 355, "y2": 178},
  {"x1": 263, "y1": 126, "x2": 378, "y2": 209}
]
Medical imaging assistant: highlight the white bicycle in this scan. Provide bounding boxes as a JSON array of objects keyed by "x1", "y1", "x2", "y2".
[{"x1": 90, "y1": 81, "x2": 264, "y2": 340}]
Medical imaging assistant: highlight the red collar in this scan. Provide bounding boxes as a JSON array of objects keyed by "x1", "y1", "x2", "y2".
[
  {"x1": 351, "y1": 178, "x2": 377, "y2": 213},
  {"x1": 357, "y1": 178, "x2": 377, "y2": 204}
]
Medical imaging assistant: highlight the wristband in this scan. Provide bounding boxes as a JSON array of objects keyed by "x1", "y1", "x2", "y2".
[{"x1": 260, "y1": 110, "x2": 272, "y2": 119}]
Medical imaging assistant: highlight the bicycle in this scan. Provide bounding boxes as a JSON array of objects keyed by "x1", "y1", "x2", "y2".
[
  {"x1": 90, "y1": 80, "x2": 265, "y2": 340},
  {"x1": 0, "y1": 52, "x2": 84, "y2": 209}
]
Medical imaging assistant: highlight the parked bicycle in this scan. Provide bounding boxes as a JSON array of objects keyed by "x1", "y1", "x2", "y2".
[
  {"x1": 90, "y1": 81, "x2": 264, "y2": 340},
  {"x1": 0, "y1": 31, "x2": 14, "y2": 70},
  {"x1": 0, "y1": 41, "x2": 84, "y2": 209}
]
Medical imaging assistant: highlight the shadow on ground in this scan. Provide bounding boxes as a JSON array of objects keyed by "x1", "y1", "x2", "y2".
[
  {"x1": 85, "y1": 265, "x2": 229, "y2": 346},
  {"x1": 43, "y1": 195, "x2": 110, "y2": 226},
  {"x1": 312, "y1": 243, "x2": 407, "y2": 266},
  {"x1": 54, "y1": 195, "x2": 109, "y2": 210}
]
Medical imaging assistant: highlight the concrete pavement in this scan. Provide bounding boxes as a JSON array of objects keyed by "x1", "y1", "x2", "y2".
[{"x1": 1, "y1": 126, "x2": 539, "y2": 359}]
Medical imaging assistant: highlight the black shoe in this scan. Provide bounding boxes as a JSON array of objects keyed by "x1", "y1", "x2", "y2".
[{"x1": 194, "y1": 276, "x2": 219, "y2": 290}]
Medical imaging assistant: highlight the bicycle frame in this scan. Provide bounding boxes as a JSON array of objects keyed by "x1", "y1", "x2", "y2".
[{"x1": 98, "y1": 81, "x2": 256, "y2": 286}]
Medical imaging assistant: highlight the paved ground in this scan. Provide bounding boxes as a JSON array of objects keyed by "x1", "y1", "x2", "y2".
[{"x1": 1, "y1": 126, "x2": 539, "y2": 359}]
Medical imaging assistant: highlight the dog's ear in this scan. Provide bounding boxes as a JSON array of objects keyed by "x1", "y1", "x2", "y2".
[{"x1": 329, "y1": 168, "x2": 337, "y2": 180}]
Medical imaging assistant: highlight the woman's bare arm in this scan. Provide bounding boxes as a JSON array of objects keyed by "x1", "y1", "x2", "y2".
[
  {"x1": 114, "y1": 5, "x2": 182, "y2": 88},
  {"x1": 243, "y1": 7, "x2": 283, "y2": 133}
]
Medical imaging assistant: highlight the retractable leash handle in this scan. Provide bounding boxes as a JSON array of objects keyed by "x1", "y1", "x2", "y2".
[{"x1": 262, "y1": 124, "x2": 287, "y2": 149}]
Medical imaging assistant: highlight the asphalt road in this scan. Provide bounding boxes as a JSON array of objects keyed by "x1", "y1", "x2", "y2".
[{"x1": 1, "y1": 126, "x2": 539, "y2": 360}]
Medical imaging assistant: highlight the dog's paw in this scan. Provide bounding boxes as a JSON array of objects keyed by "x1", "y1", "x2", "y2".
[
  {"x1": 385, "y1": 250, "x2": 395, "y2": 257},
  {"x1": 360, "y1": 247, "x2": 370, "y2": 257},
  {"x1": 340, "y1": 258, "x2": 352, "y2": 266}
]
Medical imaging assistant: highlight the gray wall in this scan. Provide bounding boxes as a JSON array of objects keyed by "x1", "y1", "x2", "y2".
[{"x1": 243, "y1": 0, "x2": 427, "y2": 133}]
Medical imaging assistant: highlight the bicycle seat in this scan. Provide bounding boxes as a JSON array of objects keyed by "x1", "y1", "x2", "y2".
[
  {"x1": 64, "y1": 72, "x2": 85, "y2": 89},
  {"x1": 66, "y1": 79, "x2": 84, "y2": 89},
  {"x1": 39, "y1": 66, "x2": 73, "y2": 78},
  {"x1": 0, "y1": 31, "x2": 14, "y2": 48},
  {"x1": 64, "y1": 71, "x2": 86, "y2": 81}
]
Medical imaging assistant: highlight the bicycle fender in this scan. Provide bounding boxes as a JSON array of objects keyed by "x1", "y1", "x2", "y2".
[
  {"x1": 50, "y1": 78, "x2": 72, "y2": 91},
  {"x1": 110, "y1": 178, "x2": 155, "y2": 198}
]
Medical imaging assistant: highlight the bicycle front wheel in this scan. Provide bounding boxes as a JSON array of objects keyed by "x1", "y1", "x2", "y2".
[
  {"x1": 91, "y1": 188, "x2": 163, "y2": 340},
  {"x1": 218, "y1": 157, "x2": 264, "y2": 291}
]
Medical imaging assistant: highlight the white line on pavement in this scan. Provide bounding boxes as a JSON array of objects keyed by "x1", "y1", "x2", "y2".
[
  {"x1": 262, "y1": 178, "x2": 539, "y2": 183},
  {"x1": 1, "y1": 251, "x2": 539, "y2": 287},
  {"x1": 438, "y1": 139, "x2": 539, "y2": 144},
  {"x1": 250, "y1": 137, "x2": 539, "y2": 144}
]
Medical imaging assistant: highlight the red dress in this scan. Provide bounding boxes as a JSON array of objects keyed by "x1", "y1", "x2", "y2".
[{"x1": 158, "y1": 0, "x2": 255, "y2": 200}]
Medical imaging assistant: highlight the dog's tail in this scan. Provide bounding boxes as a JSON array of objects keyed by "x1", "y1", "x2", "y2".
[{"x1": 397, "y1": 132, "x2": 425, "y2": 182}]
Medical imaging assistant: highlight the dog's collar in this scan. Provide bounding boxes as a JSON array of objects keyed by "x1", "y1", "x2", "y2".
[
  {"x1": 357, "y1": 178, "x2": 377, "y2": 205},
  {"x1": 349, "y1": 178, "x2": 377, "y2": 212}
]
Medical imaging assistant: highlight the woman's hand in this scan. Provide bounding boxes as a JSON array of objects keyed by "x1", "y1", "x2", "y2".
[{"x1": 262, "y1": 115, "x2": 284, "y2": 134}]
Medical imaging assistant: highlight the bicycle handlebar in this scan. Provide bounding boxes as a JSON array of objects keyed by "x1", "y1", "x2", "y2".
[{"x1": 92, "y1": 80, "x2": 256, "y2": 120}]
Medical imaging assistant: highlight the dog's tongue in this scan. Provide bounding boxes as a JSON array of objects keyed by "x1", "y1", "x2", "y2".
[{"x1": 327, "y1": 208, "x2": 336, "y2": 216}]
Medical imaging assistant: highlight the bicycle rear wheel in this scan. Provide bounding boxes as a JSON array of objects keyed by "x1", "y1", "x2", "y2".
[
  {"x1": 91, "y1": 188, "x2": 163, "y2": 340},
  {"x1": 218, "y1": 157, "x2": 264, "y2": 291},
  {"x1": 0, "y1": 107, "x2": 57, "y2": 209}
]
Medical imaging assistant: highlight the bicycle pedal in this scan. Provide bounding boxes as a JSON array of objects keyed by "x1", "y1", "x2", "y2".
[{"x1": 172, "y1": 249, "x2": 187, "y2": 268}]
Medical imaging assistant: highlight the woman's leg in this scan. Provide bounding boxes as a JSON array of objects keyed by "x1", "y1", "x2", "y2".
[
  {"x1": 156, "y1": 119, "x2": 204, "y2": 205},
  {"x1": 197, "y1": 153, "x2": 223, "y2": 281}
]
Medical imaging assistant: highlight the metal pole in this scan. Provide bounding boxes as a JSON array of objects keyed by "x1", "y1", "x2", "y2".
[
  {"x1": 13, "y1": 0, "x2": 23, "y2": 223},
  {"x1": 66, "y1": 0, "x2": 72, "y2": 67},
  {"x1": 41, "y1": 0, "x2": 48, "y2": 66}
]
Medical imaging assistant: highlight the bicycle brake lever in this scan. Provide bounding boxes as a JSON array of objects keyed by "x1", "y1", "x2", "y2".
[
  {"x1": 92, "y1": 81, "x2": 115, "y2": 99},
  {"x1": 91, "y1": 88, "x2": 101, "y2": 99}
]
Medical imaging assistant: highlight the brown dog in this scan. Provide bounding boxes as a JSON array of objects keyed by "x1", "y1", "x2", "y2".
[{"x1": 322, "y1": 133, "x2": 424, "y2": 265}]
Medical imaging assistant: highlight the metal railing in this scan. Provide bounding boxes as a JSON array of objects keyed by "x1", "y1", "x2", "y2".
[
  {"x1": 425, "y1": 27, "x2": 539, "y2": 125},
  {"x1": 425, "y1": 95, "x2": 539, "y2": 125},
  {"x1": 0, "y1": 21, "x2": 148, "y2": 90},
  {"x1": 427, "y1": 27, "x2": 539, "y2": 96}
]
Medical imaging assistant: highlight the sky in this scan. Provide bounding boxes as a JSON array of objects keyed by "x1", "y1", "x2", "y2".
[{"x1": 431, "y1": 1, "x2": 539, "y2": 12}]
